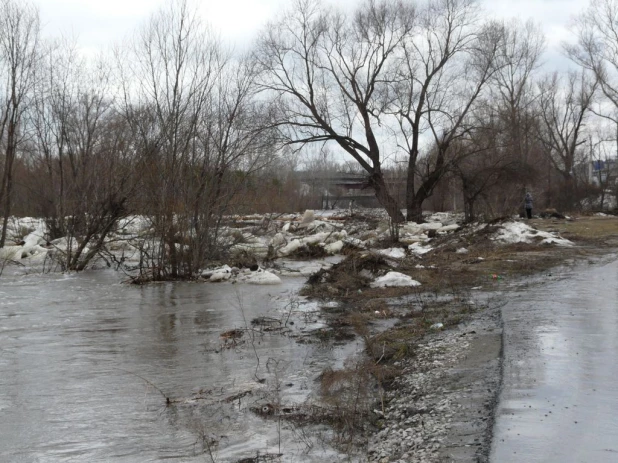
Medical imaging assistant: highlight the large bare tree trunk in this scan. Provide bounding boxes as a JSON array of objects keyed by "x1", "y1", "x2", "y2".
[
  {"x1": 370, "y1": 171, "x2": 404, "y2": 223},
  {"x1": 0, "y1": 0, "x2": 40, "y2": 246},
  {"x1": 0, "y1": 120, "x2": 16, "y2": 247}
]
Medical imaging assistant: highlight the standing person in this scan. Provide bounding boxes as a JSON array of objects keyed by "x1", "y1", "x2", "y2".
[{"x1": 524, "y1": 192, "x2": 533, "y2": 219}]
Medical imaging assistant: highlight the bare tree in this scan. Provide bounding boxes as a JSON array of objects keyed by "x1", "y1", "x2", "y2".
[
  {"x1": 567, "y1": 0, "x2": 618, "y2": 119},
  {"x1": 390, "y1": 2, "x2": 502, "y2": 221},
  {"x1": 255, "y1": 0, "x2": 415, "y2": 222},
  {"x1": 117, "y1": 0, "x2": 272, "y2": 280},
  {"x1": 117, "y1": 0, "x2": 224, "y2": 278},
  {"x1": 30, "y1": 38, "x2": 80, "y2": 237},
  {"x1": 566, "y1": 0, "x2": 618, "y2": 208},
  {"x1": 30, "y1": 39, "x2": 137, "y2": 270},
  {"x1": 536, "y1": 71, "x2": 597, "y2": 210},
  {"x1": 0, "y1": 0, "x2": 40, "y2": 246},
  {"x1": 489, "y1": 20, "x2": 545, "y2": 199},
  {"x1": 256, "y1": 0, "x2": 501, "y2": 223},
  {"x1": 450, "y1": 109, "x2": 527, "y2": 222},
  {"x1": 186, "y1": 56, "x2": 276, "y2": 271}
]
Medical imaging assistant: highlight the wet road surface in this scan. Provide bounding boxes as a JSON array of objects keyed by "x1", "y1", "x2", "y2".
[{"x1": 491, "y1": 256, "x2": 618, "y2": 462}]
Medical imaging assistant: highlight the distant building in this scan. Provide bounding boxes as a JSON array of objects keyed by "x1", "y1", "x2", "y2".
[
  {"x1": 297, "y1": 171, "x2": 406, "y2": 209},
  {"x1": 579, "y1": 158, "x2": 618, "y2": 186},
  {"x1": 320, "y1": 172, "x2": 379, "y2": 208}
]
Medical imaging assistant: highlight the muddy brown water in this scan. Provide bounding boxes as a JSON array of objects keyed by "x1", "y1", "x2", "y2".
[
  {"x1": 0, "y1": 268, "x2": 359, "y2": 462},
  {"x1": 491, "y1": 256, "x2": 618, "y2": 462}
]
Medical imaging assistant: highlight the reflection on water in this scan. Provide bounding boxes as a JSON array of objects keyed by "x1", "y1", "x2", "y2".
[
  {"x1": 0, "y1": 268, "x2": 358, "y2": 462},
  {"x1": 491, "y1": 257, "x2": 618, "y2": 462}
]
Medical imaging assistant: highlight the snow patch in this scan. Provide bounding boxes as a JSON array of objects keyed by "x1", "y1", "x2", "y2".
[
  {"x1": 239, "y1": 269, "x2": 282, "y2": 285},
  {"x1": 419, "y1": 222, "x2": 443, "y2": 231},
  {"x1": 377, "y1": 248, "x2": 407, "y2": 259},
  {"x1": 438, "y1": 224, "x2": 460, "y2": 233},
  {"x1": 208, "y1": 265, "x2": 234, "y2": 282},
  {"x1": 493, "y1": 221, "x2": 573, "y2": 246},
  {"x1": 300, "y1": 209, "x2": 315, "y2": 225},
  {"x1": 408, "y1": 242, "x2": 433, "y2": 255},
  {"x1": 324, "y1": 240, "x2": 344, "y2": 254},
  {"x1": 370, "y1": 271, "x2": 421, "y2": 288}
]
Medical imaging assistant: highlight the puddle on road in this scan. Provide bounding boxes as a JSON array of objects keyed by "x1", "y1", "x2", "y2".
[
  {"x1": 0, "y1": 265, "x2": 362, "y2": 462},
  {"x1": 491, "y1": 256, "x2": 618, "y2": 462}
]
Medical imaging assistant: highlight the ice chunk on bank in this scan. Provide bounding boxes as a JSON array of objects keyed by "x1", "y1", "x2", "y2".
[
  {"x1": 300, "y1": 209, "x2": 315, "y2": 226},
  {"x1": 0, "y1": 245, "x2": 24, "y2": 260},
  {"x1": 277, "y1": 231, "x2": 347, "y2": 256},
  {"x1": 324, "y1": 240, "x2": 344, "y2": 254},
  {"x1": 278, "y1": 239, "x2": 303, "y2": 256},
  {"x1": 493, "y1": 221, "x2": 573, "y2": 246},
  {"x1": 23, "y1": 224, "x2": 47, "y2": 246},
  {"x1": 0, "y1": 243, "x2": 50, "y2": 261},
  {"x1": 241, "y1": 269, "x2": 281, "y2": 285},
  {"x1": 370, "y1": 271, "x2": 421, "y2": 288},
  {"x1": 377, "y1": 248, "x2": 406, "y2": 259},
  {"x1": 270, "y1": 233, "x2": 286, "y2": 247},
  {"x1": 438, "y1": 224, "x2": 460, "y2": 233},
  {"x1": 408, "y1": 242, "x2": 433, "y2": 255},
  {"x1": 419, "y1": 222, "x2": 443, "y2": 231},
  {"x1": 209, "y1": 265, "x2": 234, "y2": 282}
]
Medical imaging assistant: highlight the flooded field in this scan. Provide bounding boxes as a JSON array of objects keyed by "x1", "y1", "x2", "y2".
[{"x1": 0, "y1": 267, "x2": 360, "y2": 462}]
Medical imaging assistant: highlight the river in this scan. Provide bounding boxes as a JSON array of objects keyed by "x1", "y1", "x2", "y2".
[{"x1": 0, "y1": 267, "x2": 360, "y2": 462}]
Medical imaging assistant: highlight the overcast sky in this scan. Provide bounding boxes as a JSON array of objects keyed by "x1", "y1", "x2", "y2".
[{"x1": 37, "y1": 0, "x2": 589, "y2": 68}]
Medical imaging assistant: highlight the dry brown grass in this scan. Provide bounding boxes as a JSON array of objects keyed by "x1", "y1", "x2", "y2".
[
  {"x1": 304, "y1": 216, "x2": 617, "y2": 303},
  {"x1": 304, "y1": 216, "x2": 618, "y2": 377},
  {"x1": 532, "y1": 215, "x2": 618, "y2": 243},
  {"x1": 301, "y1": 253, "x2": 390, "y2": 299}
]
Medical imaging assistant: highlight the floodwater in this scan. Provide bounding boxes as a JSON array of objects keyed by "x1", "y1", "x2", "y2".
[
  {"x1": 0, "y1": 267, "x2": 360, "y2": 462},
  {"x1": 491, "y1": 256, "x2": 618, "y2": 462}
]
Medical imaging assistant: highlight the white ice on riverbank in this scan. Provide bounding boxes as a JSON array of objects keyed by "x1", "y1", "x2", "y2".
[
  {"x1": 493, "y1": 221, "x2": 573, "y2": 246},
  {"x1": 408, "y1": 242, "x2": 433, "y2": 255},
  {"x1": 238, "y1": 268, "x2": 282, "y2": 285},
  {"x1": 370, "y1": 271, "x2": 421, "y2": 288},
  {"x1": 377, "y1": 248, "x2": 407, "y2": 259},
  {"x1": 203, "y1": 265, "x2": 282, "y2": 284},
  {"x1": 0, "y1": 210, "x2": 577, "y2": 278}
]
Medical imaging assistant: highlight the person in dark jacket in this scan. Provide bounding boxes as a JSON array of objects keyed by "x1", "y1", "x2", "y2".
[{"x1": 524, "y1": 192, "x2": 533, "y2": 219}]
